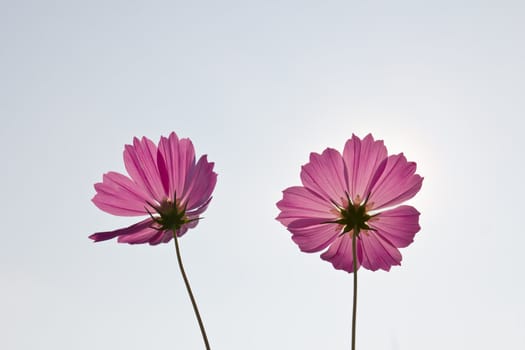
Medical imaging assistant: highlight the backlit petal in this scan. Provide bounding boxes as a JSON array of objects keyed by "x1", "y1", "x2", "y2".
[
  {"x1": 148, "y1": 230, "x2": 175, "y2": 244},
  {"x1": 321, "y1": 234, "x2": 362, "y2": 273},
  {"x1": 369, "y1": 205, "x2": 421, "y2": 248},
  {"x1": 367, "y1": 153, "x2": 423, "y2": 210},
  {"x1": 118, "y1": 227, "x2": 164, "y2": 244},
  {"x1": 288, "y1": 221, "x2": 341, "y2": 253},
  {"x1": 276, "y1": 186, "x2": 336, "y2": 227},
  {"x1": 89, "y1": 218, "x2": 155, "y2": 242},
  {"x1": 123, "y1": 137, "x2": 166, "y2": 202},
  {"x1": 182, "y1": 155, "x2": 217, "y2": 211},
  {"x1": 92, "y1": 172, "x2": 152, "y2": 216},
  {"x1": 158, "y1": 133, "x2": 196, "y2": 201},
  {"x1": 342, "y1": 134, "x2": 387, "y2": 203},
  {"x1": 300, "y1": 148, "x2": 347, "y2": 206},
  {"x1": 360, "y1": 231, "x2": 402, "y2": 271}
]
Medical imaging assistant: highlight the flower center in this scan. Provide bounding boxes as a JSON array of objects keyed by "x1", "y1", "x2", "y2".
[
  {"x1": 336, "y1": 202, "x2": 372, "y2": 236},
  {"x1": 147, "y1": 198, "x2": 189, "y2": 231}
]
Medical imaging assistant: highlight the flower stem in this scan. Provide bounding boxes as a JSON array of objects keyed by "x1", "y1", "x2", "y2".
[
  {"x1": 173, "y1": 232, "x2": 211, "y2": 350},
  {"x1": 351, "y1": 229, "x2": 358, "y2": 350}
]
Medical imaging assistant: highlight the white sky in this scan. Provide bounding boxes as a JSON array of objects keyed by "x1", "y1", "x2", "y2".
[{"x1": 1, "y1": 1, "x2": 524, "y2": 349}]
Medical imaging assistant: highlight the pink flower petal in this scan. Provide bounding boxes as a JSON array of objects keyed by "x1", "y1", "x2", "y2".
[
  {"x1": 148, "y1": 230, "x2": 174, "y2": 245},
  {"x1": 289, "y1": 222, "x2": 341, "y2": 253},
  {"x1": 123, "y1": 137, "x2": 167, "y2": 202},
  {"x1": 157, "y1": 133, "x2": 178, "y2": 197},
  {"x1": 117, "y1": 227, "x2": 164, "y2": 244},
  {"x1": 367, "y1": 153, "x2": 423, "y2": 210},
  {"x1": 321, "y1": 234, "x2": 363, "y2": 273},
  {"x1": 359, "y1": 231, "x2": 402, "y2": 271},
  {"x1": 369, "y1": 205, "x2": 421, "y2": 248},
  {"x1": 182, "y1": 155, "x2": 217, "y2": 211},
  {"x1": 186, "y1": 197, "x2": 212, "y2": 218},
  {"x1": 89, "y1": 218, "x2": 155, "y2": 242},
  {"x1": 300, "y1": 148, "x2": 347, "y2": 206},
  {"x1": 158, "y1": 133, "x2": 196, "y2": 201},
  {"x1": 92, "y1": 172, "x2": 152, "y2": 216},
  {"x1": 156, "y1": 149, "x2": 171, "y2": 196},
  {"x1": 287, "y1": 217, "x2": 329, "y2": 229},
  {"x1": 276, "y1": 186, "x2": 337, "y2": 227},
  {"x1": 342, "y1": 134, "x2": 388, "y2": 203},
  {"x1": 162, "y1": 232, "x2": 175, "y2": 243}
]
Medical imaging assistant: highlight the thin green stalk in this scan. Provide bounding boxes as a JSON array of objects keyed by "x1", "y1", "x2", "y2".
[
  {"x1": 173, "y1": 232, "x2": 211, "y2": 350},
  {"x1": 351, "y1": 229, "x2": 358, "y2": 350}
]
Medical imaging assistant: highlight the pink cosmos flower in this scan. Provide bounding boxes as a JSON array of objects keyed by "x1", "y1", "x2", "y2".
[
  {"x1": 89, "y1": 132, "x2": 217, "y2": 245},
  {"x1": 276, "y1": 134, "x2": 423, "y2": 273}
]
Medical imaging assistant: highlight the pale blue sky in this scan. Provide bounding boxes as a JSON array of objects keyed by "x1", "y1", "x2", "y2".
[{"x1": 1, "y1": 1, "x2": 524, "y2": 349}]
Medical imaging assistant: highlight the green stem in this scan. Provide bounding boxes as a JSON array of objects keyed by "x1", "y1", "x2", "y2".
[
  {"x1": 351, "y1": 229, "x2": 358, "y2": 350},
  {"x1": 173, "y1": 232, "x2": 211, "y2": 350}
]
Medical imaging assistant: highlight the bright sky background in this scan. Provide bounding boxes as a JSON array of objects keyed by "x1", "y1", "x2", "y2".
[{"x1": 1, "y1": 1, "x2": 524, "y2": 349}]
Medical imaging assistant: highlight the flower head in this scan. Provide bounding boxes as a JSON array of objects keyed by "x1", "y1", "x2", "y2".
[
  {"x1": 276, "y1": 134, "x2": 423, "y2": 273},
  {"x1": 90, "y1": 132, "x2": 217, "y2": 245}
]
